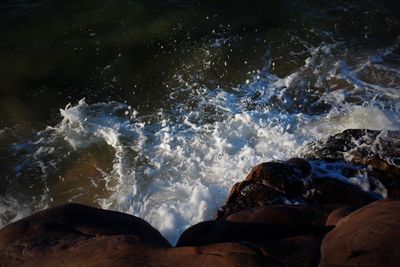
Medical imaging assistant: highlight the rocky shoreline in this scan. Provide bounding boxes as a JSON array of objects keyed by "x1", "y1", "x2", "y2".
[{"x1": 1, "y1": 129, "x2": 399, "y2": 266}]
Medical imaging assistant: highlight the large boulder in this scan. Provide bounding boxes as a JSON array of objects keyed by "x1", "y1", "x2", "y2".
[
  {"x1": 0, "y1": 203, "x2": 170, "y2": 266},
  {"x1": 244, "y1": 158, "x2": 311, "y2": 196},
  {"x1": 218, "y1": 159, "x2": 311, "y2": 218},
  {"x1": 319, "y1": 200, "x2": 400, "y2": 267},
  {"x1": 217, "y1": 182, "x2": 288, "y2": 219}
]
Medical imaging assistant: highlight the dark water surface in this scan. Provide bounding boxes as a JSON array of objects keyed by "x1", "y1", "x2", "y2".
[{"x1": 1, "y1": 0, "x2": 399, "y2": 243}]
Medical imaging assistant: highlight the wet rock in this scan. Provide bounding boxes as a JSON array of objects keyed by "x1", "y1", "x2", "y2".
[
  {"x1": 301, "y1": 129, "x2": 400, "y2": 198},
  {"x1": 319, "y1": 200, "x2": 400, "y2": 267},
  {"x1": 218, "y1": 159, "x2": 311, "y2": 218},
  {"x1": 312, "y1": 177, "x2": 380, "y2": 206},
  {"x1": 0, "y1": 203, "x2": 170, "y2": 266},
  {"x1": 244, "y1": 158, "x2": 311, "y2": 196},
  {"x1": 301, "y1": 129, "x2": 380, "y2": 162},
  {"x1": 325, "y1": 205, "x2": 358, "y2": 226},
  {"x1": 217, "y1": 182, "x2": 288, "y2": 218}
]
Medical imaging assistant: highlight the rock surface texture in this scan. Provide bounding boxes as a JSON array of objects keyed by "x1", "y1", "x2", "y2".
[
  {"x1": 0, "y1": 203, "x2": 170, "y2": 266},
  {"x1": 217, "y1": 158, "x2": 312, "y2": 218},
  {"x1": 301, "y1": 129, "x2": 400, "y2": 199},
  {"x1": 0, "y1": 129, "x2": 399, "y2": 267},
  {"x1": 319, "y1": 200, "x2": 400, "y2": 267}
]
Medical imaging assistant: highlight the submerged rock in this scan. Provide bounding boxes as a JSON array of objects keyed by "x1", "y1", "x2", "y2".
[
  {"x1": 311, "y1": 177, "x2": 380, "y2": 206},
  {"x1": 301, "y1": 129, "x2": 400, "y2": 198},
  {"x1": 319, "y1": 200, "x2": 400, "y2": 267},
  {"x1": 217, "y1": 154, "x2": 381, "y2": 219}
]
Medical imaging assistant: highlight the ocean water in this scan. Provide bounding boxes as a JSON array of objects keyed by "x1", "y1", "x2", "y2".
[{"x1": 0, "y1": 0, "x2": 399, "y2": 244}]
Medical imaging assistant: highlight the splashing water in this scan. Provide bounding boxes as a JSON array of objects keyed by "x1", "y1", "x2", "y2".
[{"x1": 1, "y1": 1, "x2": 400, "y2": 245}]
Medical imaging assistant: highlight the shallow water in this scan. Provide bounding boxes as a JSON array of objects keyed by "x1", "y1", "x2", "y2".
[{"x1": 0, "y1": 0, "x2": 399, "y2": 244}]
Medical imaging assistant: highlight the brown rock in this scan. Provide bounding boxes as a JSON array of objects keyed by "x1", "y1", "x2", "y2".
[
  {"x1": 218, "y1": 159, "x2": 311, "y2": 218},
  {"x1": 245, "y1": 159, "x2": 311, "y2": 196},
  {"x1": 319, "y1": 200, "x2": 400, "y2": 267},
  {"x1": 325, "y1": 206, "x2": 358, "y2": 226},
  {"x1": 217, "y1": 181, "x2": 288, "y2": 218},
  {"x1": 258, "y1": 234, "x2": 323, "y2": 267},
  {"x1": 0, "y1": 203, "x2": 170, "y2": 266},
  {"x1": 160, "y1": 243, "x2": 285, "y2": 267},
  {"x1": 301, "y1": 129, "x2": 379, "y2": 161}
]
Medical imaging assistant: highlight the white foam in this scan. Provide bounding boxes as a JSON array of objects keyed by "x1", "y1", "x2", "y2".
[
  {"x1": 47, "y1": 91, "x2": 305, "y2": 244},
  {"x1": 297, "y1": 105, "x2": 400, "y2": 138},
  {"x1": 52, "y1": 84, "x2": 399, "y2": 245},
  {"x1": 0, "y1": 197, "x2": 47, "y2": 229}
]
